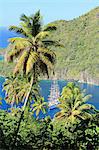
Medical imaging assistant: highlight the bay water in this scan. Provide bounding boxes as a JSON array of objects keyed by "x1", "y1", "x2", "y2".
[{"x1": 0, "y1": 77, "x2": 99, "y2": 118}]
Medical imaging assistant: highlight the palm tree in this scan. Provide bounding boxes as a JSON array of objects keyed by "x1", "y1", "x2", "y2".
[
  {"x1": 6, "y1": 10, "x2": 59, "y2": 111},
  {"x1": 3, "y1": 76, "x2": 40, "y2": 108},
  {"x1": 32, "y1": 97, "x2": 48, "y2": 118},
  {"x1": 55, "y1": 82, "x2": 95, "y2": 122},
  {"x1": 7, "y1": 10, "x2": 58, "y2": 83}
]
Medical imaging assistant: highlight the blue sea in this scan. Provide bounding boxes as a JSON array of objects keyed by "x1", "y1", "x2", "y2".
[
  {"x1": 0, "y1": 27, "x2": 19, "y2": 48},
  {"x1": 0, "y1": 77, "x2": 99, "y2": 118}
]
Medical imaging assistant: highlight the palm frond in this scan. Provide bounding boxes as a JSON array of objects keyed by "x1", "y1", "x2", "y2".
[
  {"x1": 26, "y1": 51, "x2": 39, "y2": 74},
  {"x1": 82, "y1": 94, "x2": 92, "y2": 103},
  {"x1": 9, "y1": 25, "x2": 27, "y2": 36},
  {"x1": 36, "y1": 109, "x2": 40, "y2": 116},
  {"x1": 35, "y1": 31, "x2": 49, "y2": 41},
  {"x1": 19, "y1": 22, "x2": 33, "y2": 38},
  {"x1": 38, "y1": 47, "x2": 56, "y2": 57},
  {"x1": 7, "y1": 46, "x2": 24, "y2": 62},
  {"x1": 20, "y1": 14, "x2": 30, "y2": 23},
  {"x1": 14, "y1": 51, "x2": 28, "y2": 74},
  {"x1": 57, "y1": 103, "x2": 67, "y2": 110},
  {"x1": 30, "y1": 10, "x2": 42, "y2": 37},
  {"x1": 40, "y1": 54, "x2": 53, "y2": 69},
  {"x1": 72, "y1": 110, "x2": 81, "y2": 116},
  {"x1": 78, "y1": 104, "x2": 93, "y2": 111},
  {"x1": 42, "y1": 40, "x2": 63, "y2": 47},
  {"x1": 55, "y1": 112, "x2": 65, "y2": 119},
  {"x1": 9, "y1": 37, "x2": 30, "y2": 45},
  {"x1": 80, "y1": 112, "x2": 93, "y2": 120},
  {"x1": 73, "y1": 101, "x2": 82, "y2": 111}
]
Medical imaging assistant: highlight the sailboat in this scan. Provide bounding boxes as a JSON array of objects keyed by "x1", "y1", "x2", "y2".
[{"x1": 48, "y1": 80, "x2": 60, "y2": 109}]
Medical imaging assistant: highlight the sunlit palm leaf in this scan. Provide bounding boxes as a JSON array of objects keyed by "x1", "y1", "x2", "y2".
[
  {"x1": 14, "y1": 51, "x2": 28, "y2": 74},
  {"x1": 9, "y1": 37, "x2": 30, "y2": 46},
  {"x1": 26, "y1": 51, "x2": 39, "y2": 74},
  {"x1": 35, "y1": 31, "x2": 49, "y2": 41},
  {"x1": 79, "y1": 104, "x2": 93, "y2": 111}
]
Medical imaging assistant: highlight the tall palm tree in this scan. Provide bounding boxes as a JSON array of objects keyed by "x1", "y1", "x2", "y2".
[
  {"x1": 55, "y1": 82, "x2": 95, "y2": 122},
  {"x1": 7, "y1": 10, "x2": 58, "y2": 83},
  {"x1": 6, "y1": 9, "x2": 60, "y2": 120},
  {"x1": 6, "y1": 10, "x2": 59, "y2": 110}
]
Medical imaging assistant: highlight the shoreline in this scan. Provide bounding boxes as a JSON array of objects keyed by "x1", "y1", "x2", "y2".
[
  {"x1": 40, "y1": 78, "x2": 99, "y2": 86},
  {"x1": 0, "y1": 75, "x2": 99, "y2": 86},
  {"x1": 78, "y1": 80, "x2": 99, "y2": 86}
]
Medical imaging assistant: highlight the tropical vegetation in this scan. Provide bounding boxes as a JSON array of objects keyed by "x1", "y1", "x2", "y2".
[
  {"x1": 49, "y1": 7, "x2": 99, "y2": 82},
  {"x1": 0, "y1": 9, "x2": 99, "y2": 150},
  {"x1": 55, "y1": 82, "x2": 95, "y2": 122}
]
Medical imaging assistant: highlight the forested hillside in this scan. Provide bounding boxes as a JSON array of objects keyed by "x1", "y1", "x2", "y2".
[{"x1": 49, "y1": 7, "x2": 99, "y2": 84}]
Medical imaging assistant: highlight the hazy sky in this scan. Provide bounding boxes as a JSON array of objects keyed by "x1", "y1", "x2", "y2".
[{"x1": 0, "y1": 0, "x2": 99, "y2": 27}]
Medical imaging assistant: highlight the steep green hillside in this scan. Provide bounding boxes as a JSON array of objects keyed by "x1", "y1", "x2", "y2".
[{"x1": 49, "y1": 7, "x2": 99, "y2": 83}]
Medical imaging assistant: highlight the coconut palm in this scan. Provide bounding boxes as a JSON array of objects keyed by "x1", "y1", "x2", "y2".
[
  {"x1": 6, "y1": 10, "x2": 59, "y2": 123},
  {"x1": 6, "y1": 11, "x2": 59, "y2": 110},
  {"x1": 7, "y1": 10, "x2": 58, "y2": 83},
  {"x1": 32, "y1": 97, "x2": 48, "y2": 117},
  {"x1": 55, "y1": 82, "x2": 95, "y2": 122}
]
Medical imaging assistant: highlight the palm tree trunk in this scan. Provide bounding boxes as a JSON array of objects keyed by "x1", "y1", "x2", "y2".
[
  {"x1": 33, "y1": 63, "x2": 36, "y2": 84},
  {"x1": 11, "y1": 76, "x2": 33, "y2": 149}
]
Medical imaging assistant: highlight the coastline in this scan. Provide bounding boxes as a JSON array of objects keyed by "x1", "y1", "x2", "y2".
[
  {"x1": 40, "y1": 77, "x2": 99, "y2": 86},
  {"x1": 78, "y1": 80, "x2": 99, "y2": 86},
  {"x1": 0, "y1": 74, "x2": 99, "y2": 86}
]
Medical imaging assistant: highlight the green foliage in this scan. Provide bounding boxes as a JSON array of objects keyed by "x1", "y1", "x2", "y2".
[
  {"x1": 0, "y1": 11, "x2": 60, "y2": 150},
  {"x1": 1, "y1": 82, "x2": 98, "y2": 150},
  {"x1": 3, "y1": 76, "x2": 40, "y2": 107},
  {"x1": 32, "y1": 97, "x2": 48, "y2": 117},
  {"x1": 55, "y1": 82, "x2": 96, "y2": 122},
  {"x1": 48, "y1": 7, "x2": 99, "y2": 80},
  {"x1": 0, "y1": 110, "x2": 99, "y2": 150},
  {"x1": 0, "y1": 110, "x2": 40, "y2": 149},
  {"x1": 0, "y1": 8, "x2": 99, "y2": 150},
  {"x1": 52, "y1": 116, "x2": 99, "y2": 150},
  {"x1": 7, "y1": 10, "x2": 57, "y2": 82}
]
